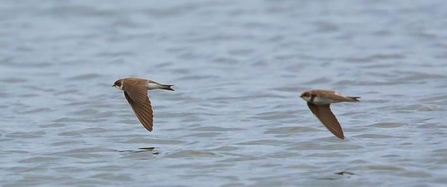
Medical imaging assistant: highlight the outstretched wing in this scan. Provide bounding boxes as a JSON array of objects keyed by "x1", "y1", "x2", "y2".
[
  {"x1": 122, "y1": 79, "x2": 154, "y2": 132},
  {"x1": 307, "y1": 102, "x2": 344, "y2": 139},
  {"x1": 124, "y1": 91, "x2": 154, "y2": 132}
]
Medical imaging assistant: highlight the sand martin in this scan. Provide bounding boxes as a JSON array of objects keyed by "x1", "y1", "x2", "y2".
[
  {"x1": 113, "y1": 78, "x2": 174, "y2": 132},
  {"x1": 300, "y1": 89, "x2": 360, "y2": 139}
]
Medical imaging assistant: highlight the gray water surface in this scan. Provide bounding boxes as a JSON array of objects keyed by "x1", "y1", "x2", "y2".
[{"x1": 1, "y1": 0, "x2": 447, "y2": 186}]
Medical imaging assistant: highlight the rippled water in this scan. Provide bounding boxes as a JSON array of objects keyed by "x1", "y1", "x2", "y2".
[{"x1": 1, "y1": 0, "x2": 447, "y2": 186}]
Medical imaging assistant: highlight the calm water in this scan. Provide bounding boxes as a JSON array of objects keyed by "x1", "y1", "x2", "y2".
[{"x1": 1, "y1": 0, "x2": 447, "y2": 186}]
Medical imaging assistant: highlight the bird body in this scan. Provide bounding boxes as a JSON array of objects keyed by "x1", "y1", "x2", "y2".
[
  {"x1": 113, "y1": 78, "x2": 174, "y2": 132},
  {"x1": 300, "y1": 89, "x2": 360, "y2": 139}
]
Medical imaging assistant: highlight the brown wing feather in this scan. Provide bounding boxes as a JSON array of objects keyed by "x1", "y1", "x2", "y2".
[
  {"x1": 124, "y1": 90, "x2": 154, "y2": 132},
  {"x1": 122, "y1": 78, "x2": 148, "y2": 104},
  {"x1": 121, "y1": 78, "x2": 154, "y2": 131},
  {"x1": 307, "y1": 102, "x2": 345, "y2": 139}
]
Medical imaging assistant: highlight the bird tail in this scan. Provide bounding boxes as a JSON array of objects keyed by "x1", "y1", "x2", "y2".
[
  {"x1": 349, "y1": 97, "x2": 360, "y2": 101},
  {"x1": 147, "y1": 81, "x2": 175, "y2": 91},
  {"x1": 160, "y1": 84, "x2": 174, "y2": 91}
]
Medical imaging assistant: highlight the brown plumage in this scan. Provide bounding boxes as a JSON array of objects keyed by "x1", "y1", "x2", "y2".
[
  {"x1": 300, "y1": 89, "x2": 360, "y2": 139},
  {"x1": 113, "y1": 78, "x2": 174, "y2": 132}
]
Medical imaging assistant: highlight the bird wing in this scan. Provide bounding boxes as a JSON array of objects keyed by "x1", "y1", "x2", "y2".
[
  {"x1": 122, "y1": 79, "x2": 148, "y2": 104},
  {"x1": 124, "y1": 91, "x2": 154, "y2": 132},
  {"x1": 122, "y1": 79, "x2": 154, "y2": 132},
  {"x1": 307, "y1": 102, "x2": 344, "y2": 139}
]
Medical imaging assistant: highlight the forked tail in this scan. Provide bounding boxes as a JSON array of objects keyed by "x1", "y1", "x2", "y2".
[
  {"x1": 147, "y1": 81, "x2": 175, "y2": 91},
  {"x1": 349, "y1": 96, "x2": 360, "y2": 102},
  {"x1": 161, "y1": 84, "x2": 175, "y2": 91}
]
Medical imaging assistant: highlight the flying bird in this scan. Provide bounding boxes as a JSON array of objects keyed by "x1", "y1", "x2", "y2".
[
  {"x1": 300, "y1": 89, "x2": 360, "y2": 139},
  {"x1": 113, "y1": 78, "x2": 174, "y2": 132}
]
